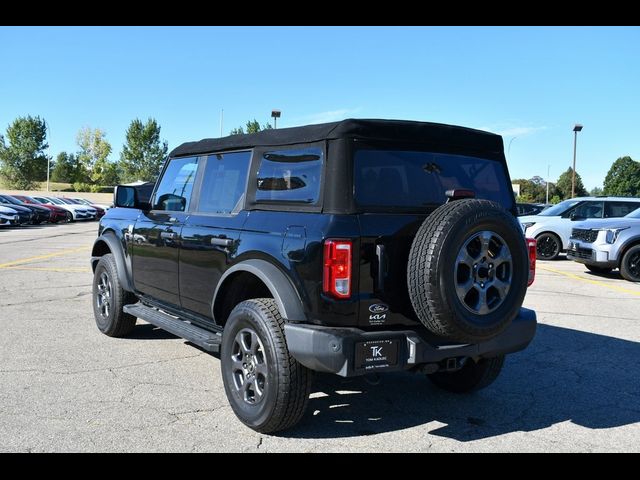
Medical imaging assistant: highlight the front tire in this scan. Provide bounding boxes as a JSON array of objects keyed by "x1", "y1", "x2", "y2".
[
  {"x1": 428, "y1": 355, "x2": 505, "y2": 393},
  {"x1": 535, "y1": 232, "x2": 561, "y2": 260},
  {"x1": 620, "y1": 245, "x2": 640, "y2": 282},
  {"x1": 92, "y1": 253, "x2": 137, "y2": 337},
  {"x1": 221, "y1": 298, "x2": 312, "y2": 433}
]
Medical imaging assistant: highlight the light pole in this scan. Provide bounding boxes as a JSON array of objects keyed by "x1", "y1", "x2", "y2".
[
  {"x1": 546, "y1": 164, "x2": 550, "y2": 204},
  {"x1": 507, "y1": 136, "x2": 517, "y2": 158},
  {"x1": 271, "y1": 109, "x2": 281, "y2": 129},
  {"x1": 571, "y1": 124, "x2": 583, "y2": 198}
]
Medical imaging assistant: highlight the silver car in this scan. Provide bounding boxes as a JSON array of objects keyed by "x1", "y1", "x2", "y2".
[{"x1": 567, "y1": 207, "x2": 640, "y2": 282}]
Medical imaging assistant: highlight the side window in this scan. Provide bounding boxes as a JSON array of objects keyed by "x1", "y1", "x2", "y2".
[
  {"x1": 605, "y1": 201, "x2": 640, "y2": 218},
  {"x1": 255, "y1": 146, "x2": 323, "y2": 204},
  {"x1": 153, "y1": 157, "x2": 199, "y2": 211},
  {"x1": 197, "y1": 151, "x2": 251, "y2": 214},
  {"x1": 573, "y1": 201, "x2": 604, "y2": 219}
]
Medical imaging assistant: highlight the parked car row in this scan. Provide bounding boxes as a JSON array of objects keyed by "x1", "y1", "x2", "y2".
[
  {"x1": 519, "y1": 196, "x2": 640, "y2": 282},
  {"x1": 0, "y1": 193, "x2": 111, "y2": 228}
]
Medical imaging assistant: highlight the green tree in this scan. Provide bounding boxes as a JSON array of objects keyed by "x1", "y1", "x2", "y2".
[
  {"x1": 603, "y1": 156, "x2": 640, "y2": 197},
  {"x1": 229, "y1": 119, "x2": 273, "y2": 135},
  {"x1": 590, "y1": 186, "x2": 604, "y2": 196},
  {"x1": 76, "y1": 127, "x2": 113, "y2": 184},
  {"x1": 118, "y1": 118, "x2": 168, "y2": 183},
  {"x1": 0, "y1": 115, "x2": 49, "y2": 189},
  {"x1": 512, "y1": 176, "x2": 555, "y2": 203},
  {"x1": 556, "y1": 167, "x2": 587, "y2": 199},
  {"x1": 51, "y1": 152, "x2": 82, "y2": 183}
]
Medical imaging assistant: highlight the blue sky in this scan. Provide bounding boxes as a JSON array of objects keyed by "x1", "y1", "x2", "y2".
[{"x1": 1, "y1": 26, "x2": 638, "y2": 189}]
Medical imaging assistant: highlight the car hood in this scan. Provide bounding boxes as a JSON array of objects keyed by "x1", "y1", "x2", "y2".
[
  {"x1": 571, "y1": 218, "x2": 640, "y2": 230},
  {"x1": 519, "y1": 215, "x2": 559, "y2": 224},
  {"x1": 0, "y1": 205, "x2": 18, "y2": 214},
  {"x1": 0, "y1": 203, "x2": 32, "y2": 213}
]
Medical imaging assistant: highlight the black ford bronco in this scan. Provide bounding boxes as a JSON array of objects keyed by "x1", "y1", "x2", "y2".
[{"x1": 91, "y1": 119, "x2": 537, "y2": 433}]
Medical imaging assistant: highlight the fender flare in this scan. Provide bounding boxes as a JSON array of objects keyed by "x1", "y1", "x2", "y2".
[
  {"x1": 213, "y1": 259, "x2": 306, "y2": 322},
  {"x1": 90, "y1": 232, "x2": 134, "y2": 292}
]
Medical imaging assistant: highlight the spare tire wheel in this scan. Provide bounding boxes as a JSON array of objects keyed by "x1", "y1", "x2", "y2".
[{"x1": 407, "y1": 199, "x2": 528, "y2": 343}]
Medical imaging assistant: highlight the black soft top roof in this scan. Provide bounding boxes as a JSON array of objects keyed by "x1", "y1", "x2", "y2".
[{"x1": 169, "y1": 118, "x2": 504, "y2": 158}]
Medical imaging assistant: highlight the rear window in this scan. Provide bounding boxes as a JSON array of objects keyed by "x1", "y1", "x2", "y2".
[{"x1": 354, "y1": 149, "x2": 513, "y2": 210}]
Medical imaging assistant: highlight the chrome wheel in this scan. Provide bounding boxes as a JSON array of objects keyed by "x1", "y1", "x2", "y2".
[
  {"x1": 230, "y1": 328, "x2": 268, "y2": 405},
  {"x1": 96, "y1": 271, "x2": 112, "y2": 318},
  {"x1": 454, "y1": 230, "x2": 512, "y2": 315}
]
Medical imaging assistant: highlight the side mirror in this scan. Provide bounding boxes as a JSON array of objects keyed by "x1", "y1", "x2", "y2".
[
  {"x1": 570, "y1": 211, "x2": 584, "y2": 221},
  {"x1": 114, "y1": 185, "x2": 151, "y2": 210}
]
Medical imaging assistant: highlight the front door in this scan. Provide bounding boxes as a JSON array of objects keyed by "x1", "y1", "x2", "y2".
[
  {"x1": 179, "y1": 151, "x2": 252, "y2": 318},
  {"x1": 132, "y1": 156, "x2": 200, "y2": 306}
]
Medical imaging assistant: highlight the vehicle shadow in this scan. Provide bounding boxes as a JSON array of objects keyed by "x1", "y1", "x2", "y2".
[
  {"x1": 128, "y1": 323, "x2": 179, "y2": 340},
  {"x1": 583, "y1": 270, "x2": 624, "y2": 280},
  {"x1": 282, "y1": 324, "x2": 640, "y2": 440}
]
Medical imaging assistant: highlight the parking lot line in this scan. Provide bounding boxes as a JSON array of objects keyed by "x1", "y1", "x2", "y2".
[
  {"x1": 538, "y1": 265, "x2": 640, "y2": 297},
  {"x1": 1, "y1": 266, "x2": 91, "y2": 273},
  {"x1": 0, "y1": 246, "x2": 90, "y2": 269}
]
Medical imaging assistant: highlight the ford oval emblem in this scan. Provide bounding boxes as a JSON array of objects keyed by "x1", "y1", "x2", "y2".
[{"x1": 369, "y1": 304, "x2": 389, "y2": 314}]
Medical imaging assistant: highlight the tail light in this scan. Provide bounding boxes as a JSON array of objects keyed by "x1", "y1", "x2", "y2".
[
  {"x1": 323, "y1": 239, "x2": 352, "y2": 298},
  {"x1": 527, "y1": 238, "x2": 537, "y2": 286}
]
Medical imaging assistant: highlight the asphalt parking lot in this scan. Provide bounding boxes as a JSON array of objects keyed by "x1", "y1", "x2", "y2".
[{"x1": 1, "y1": 222, "x2": 639, "y2": 452}]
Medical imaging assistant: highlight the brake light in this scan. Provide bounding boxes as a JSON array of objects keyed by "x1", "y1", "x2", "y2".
[
  {"x1": 527, "y1": 238, "x2": 537, "y2": 286},
  {"x1": 323, "y1": 239, "x2": 352, "y2": 298}
]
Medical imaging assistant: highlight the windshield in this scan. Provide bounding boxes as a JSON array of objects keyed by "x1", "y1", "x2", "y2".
[
  {"x1": 65, "y1": 198, "x2": 82, "y2": 204},
  {"x1": 0, "y1": 195, "x2": 23, "y2": 205},
  {"x1": 625, "y1": 207, "x2": 640, "y2": 219},
  {"x1": 353, "y1": 148, "x2": 513, "y2": 211},
  {"x1": 47, "y1": 198, "x2": 64, "y2": 205},
  {"x1": 538, "y1": 199, "x2": 581, "y2": 216},
  {"x1": 76, "y1": 199, "x2": 91, "y2": 205}
]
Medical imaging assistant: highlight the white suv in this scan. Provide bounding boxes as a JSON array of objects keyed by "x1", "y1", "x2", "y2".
[{"x1": 520, "y1": 197, "x2": 640, "y2": 260}]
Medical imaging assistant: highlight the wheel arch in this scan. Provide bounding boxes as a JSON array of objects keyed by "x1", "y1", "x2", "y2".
[
  {"x1": 91, "y1": 231, "x2": 134, "y2": 292},
  {"x1": 212, "y1": 259, "x2": 306, "y2": 327},
  {"x1": 618, "y1": 237, "x2": 640, "y2": 267}
]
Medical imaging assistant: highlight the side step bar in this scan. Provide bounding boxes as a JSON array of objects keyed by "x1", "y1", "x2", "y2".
[{"x1": 124, "y1": 302, "x2": 222, "y2": 353}]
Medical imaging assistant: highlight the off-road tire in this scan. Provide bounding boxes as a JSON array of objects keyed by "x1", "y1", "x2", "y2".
[
  {"x1": 408, "y1": 199, "x2": 528, "y2": 343},
  {"x1": 221, "y1": 298, "x2": 312, "y2": 433},
  {"x1": 92, "y1": 253, "x2": 137, "y2": 337}
]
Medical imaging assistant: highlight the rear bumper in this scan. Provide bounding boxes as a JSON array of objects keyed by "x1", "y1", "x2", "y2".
[{"x1": 284, "y1": 308, "x2": 537, "y2": 377}]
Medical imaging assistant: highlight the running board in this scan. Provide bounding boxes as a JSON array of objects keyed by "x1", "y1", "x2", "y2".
[{"x1": 124, "y1": 302, "x2": 222, "y2": 353}]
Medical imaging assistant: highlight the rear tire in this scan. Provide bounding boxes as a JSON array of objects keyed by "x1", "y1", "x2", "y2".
[
  {"x1": 221, "y1": 298, "x2": 312, "y2": 433},
  {"x1": 428, "y1": 355, "x2": 505, "y2": 393},
  {"x1": 92, "y1": 254, "x2": 137, "y2": 337},
  {"x1": 535, "y1": 232, "x2": 561, "y2": 260},
  {"x1": 620, "y1": 245, "x2": 640, "y2": 282},
  {"x1": 585, "y1": 264, "x2": 612, "y2": 275}
]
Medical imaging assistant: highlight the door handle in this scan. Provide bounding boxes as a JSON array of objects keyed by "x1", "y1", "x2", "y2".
[
  {"x1": 211, "y1": 237, "x2": 233, "y2": 247},
  {"x1": 161, "y1": 231, "x2": 178, "y2": 240}
]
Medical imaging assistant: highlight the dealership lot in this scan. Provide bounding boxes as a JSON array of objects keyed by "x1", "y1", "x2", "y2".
[{"x1": 0, "y1": 222, "x2": 639, "y2": 452}]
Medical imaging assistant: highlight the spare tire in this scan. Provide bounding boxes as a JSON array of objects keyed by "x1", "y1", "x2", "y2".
[{"x1": 407, "y1": 199, "x2": 528, "y2": 343}]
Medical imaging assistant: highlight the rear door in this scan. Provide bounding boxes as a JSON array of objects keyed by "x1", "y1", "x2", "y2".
[
  {"x1": 178, "y1": 151, "x2": 252, "y2": 318},
  {"x1": 353, "y1": 146, "x2": 515, "y2": 328},
  {"x1": 131, "y1": 156, "x2": 200, "y2": 306}
]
